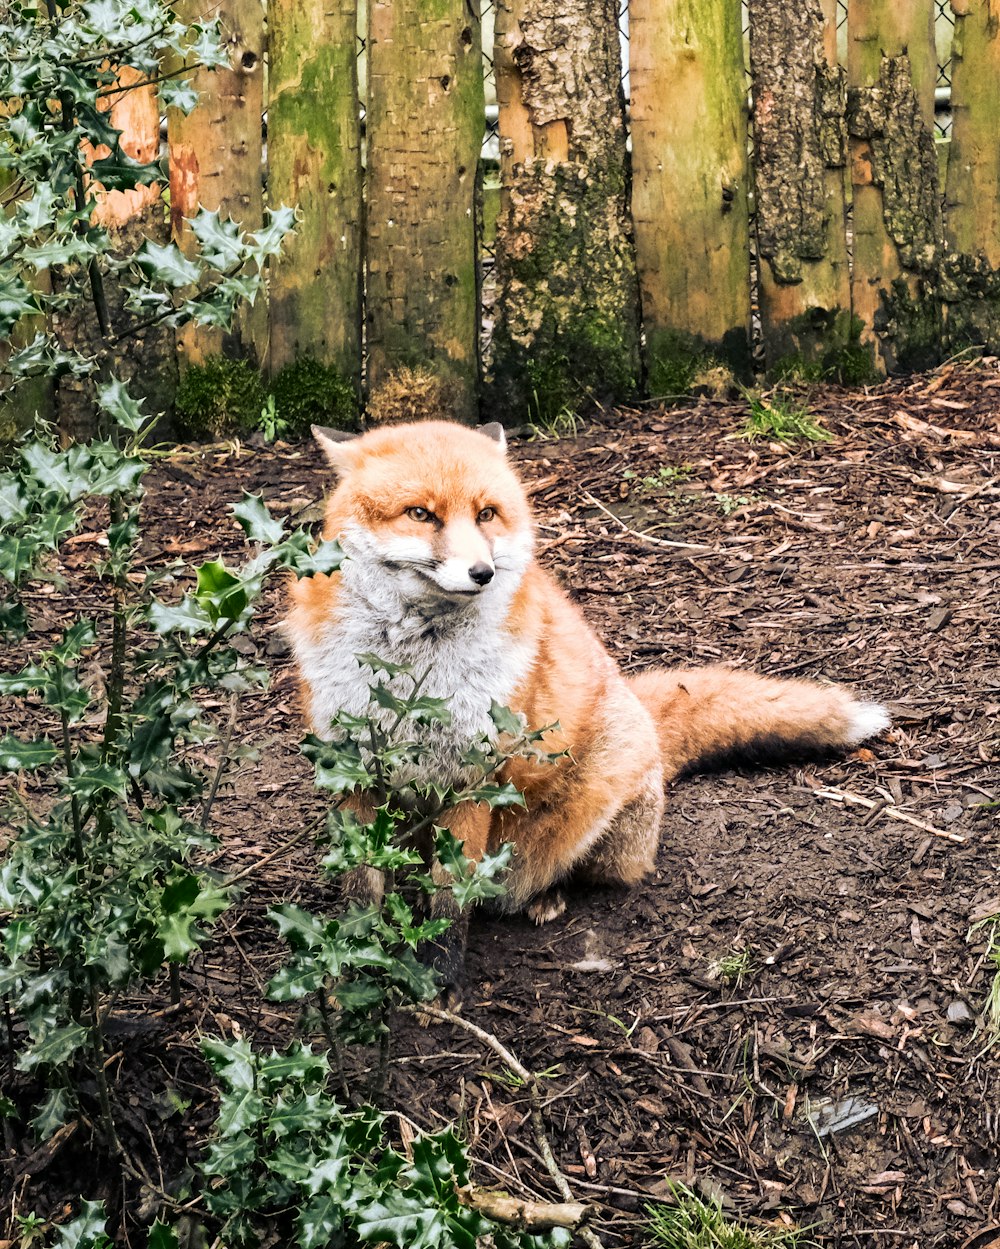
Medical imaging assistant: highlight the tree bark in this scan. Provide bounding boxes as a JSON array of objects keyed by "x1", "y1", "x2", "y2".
[
  {"x1": 267, "y1": 0, "x2": 362, "y2": 388},
  {"x1": 168, "y1": 0, "x2": 266, "y2": 367},
  {"x1": 749, "y1": 0, "x2": 852, "y2": 375},
  {"x1": 847, "y1": 0, "x2": 940, "y2": 373},
  {"x1": 365, "y1": 0, "x2": 484, "y2": 424},
  {"x1": 629, "y1": 0, "x2": 750, "y2": 392},
  {"x1": 942, "y1": 0, "x2": 1000, "y2": 351},
  {"x1": 490, "y1": 0, "x2": 640, "y2": 421}
]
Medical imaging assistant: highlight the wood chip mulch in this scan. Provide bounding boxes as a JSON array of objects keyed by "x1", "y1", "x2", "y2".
[{"x1": 3, "y1": 358, "x2": 999, "y2": 1248}]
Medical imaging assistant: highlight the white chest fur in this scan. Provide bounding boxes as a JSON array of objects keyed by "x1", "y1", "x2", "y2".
[{"x1": 291, "y1": 556, "x2": 535, "y2": 784}]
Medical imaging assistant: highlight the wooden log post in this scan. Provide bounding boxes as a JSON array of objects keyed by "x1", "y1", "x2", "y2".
[
  {"x1": 847, "y1": 0, "x2": 941, "y2": 373},
  {"x1": 490, "y1": 0, "x2": 640, "y2": 422},
  {"x1": 942, "y1": 0, "x2": 1000, "y2": 351},
  {"x1": 168, "y1": 0, "x2": 266, "y2": 368},
  {"x1": 267, "y1": 0, "x2": 362, "y2": 389},
  {"x1": 365, "y1": 0, "x2": 484, "y2": 424},
  {"x1": 749, "y1": 0, "x2": 854, "y2": 378},
  {"x1": 629, "y1": 0, "x2": 750, "y2": 394}
]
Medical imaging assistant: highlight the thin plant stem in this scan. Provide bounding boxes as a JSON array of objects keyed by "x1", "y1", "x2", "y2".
[
  {"x1": 101, "y1": 493, "x2": 130, "y2": 763},
  {"x1": 199, "y1": 696, "x2": 237, "y2": 829}
]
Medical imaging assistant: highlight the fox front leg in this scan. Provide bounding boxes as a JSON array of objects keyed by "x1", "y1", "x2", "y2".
[{"x1": 419, "y1": 801, "x2": 492, "y2": 1004}]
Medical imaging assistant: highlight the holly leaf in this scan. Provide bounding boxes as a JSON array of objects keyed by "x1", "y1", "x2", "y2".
[
  {"x1": 134, "y1": 238, "x2": 202, "y2": 287},
  {"x1": 158, "y1": 78, "x2": 200, "y2": 114},
  {"x1": 489, "y1": 701, "x2": 525, "y2": 737},
  {"x1": 190, "y1": 208, "x2": 245, "y2": 269},
  {"x1": 17, "y1": 1022, "x2": 89, "y2": 1071},
  {"x1": 233, "y1": 493, "x2": 285, "y2": 544},
  {"x1": 31, "y1": 1086, "x2": 74, "y2": 1140},
  {"x1": 258, "y1": 1041, "x2": 328, "y2": 1090},
  {"x1": 268, "y1": 904, "x2": 325, "y2": 951},
  {"x1": 147, "y1": 1223, "x2": 179, "y2": 1249},
  {"x1": 195, "y1": 560, "x2": 248, "y2": 622},
  {"x1": 0, "y1": 735, "x2": 58, "y2": 771},
  {"x1": 53, "y1": 1200, "x2": 112, "y2": 1249},
  {"x1": 148, "y1": 594, "x2": 216, "y2": 635},
  {"x1": 201, "y1": 1035, "x2": 256, "y2": 1091},
  {"x1": 95, "y1": 377, "x2": 149, "y2": 431},
  {"x1": 156, "y1": 870, "x2": 228, "y2": 961}
]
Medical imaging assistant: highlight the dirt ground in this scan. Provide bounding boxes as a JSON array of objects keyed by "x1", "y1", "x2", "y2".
[{"x1": 4, "y1": 361, "x2": 1000, "y2": 1247}]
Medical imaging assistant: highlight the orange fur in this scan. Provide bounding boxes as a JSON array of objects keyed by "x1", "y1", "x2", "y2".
[{"x1": 286, "y1": 421, "x2": 889, "y2": 921}]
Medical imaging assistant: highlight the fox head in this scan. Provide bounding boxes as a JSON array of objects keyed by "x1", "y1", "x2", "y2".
[{"x1": 314, "y1": 420, "x2": 534, "y2": 606}]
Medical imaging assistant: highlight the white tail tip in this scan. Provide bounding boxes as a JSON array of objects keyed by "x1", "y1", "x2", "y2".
[{"x1": 846, "y1": 701, "x2": 891, "y2": 746}]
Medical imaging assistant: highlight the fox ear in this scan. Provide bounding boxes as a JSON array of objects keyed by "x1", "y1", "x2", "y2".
[
  {"x1": 477, "y1": 422, "x2": 507, "y2": 452},
  {"x1": 313, "y1": 425, "x2": 359, "y2": 475}
]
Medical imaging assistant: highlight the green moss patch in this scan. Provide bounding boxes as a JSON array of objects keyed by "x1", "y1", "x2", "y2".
[
  {"x1": 175, "y1": 357, "x2": 267, "y2": 440},
  {"x1": 175, "y1": 354, "x2": 359, "y2": 442},
  {"x1": 270, "y1": 356, "x2": 357, "y2": 438}
]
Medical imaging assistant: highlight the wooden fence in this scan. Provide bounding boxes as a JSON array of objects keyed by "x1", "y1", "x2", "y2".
[{"x1": 101, "y1": 0, "x2": 1000, "y2": 423}]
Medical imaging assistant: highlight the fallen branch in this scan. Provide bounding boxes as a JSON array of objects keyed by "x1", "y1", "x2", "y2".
[
  {"x1": 581, "y1": 491, "x2": 712, "y2": 551},
  {"x1": 406, "y1": 1003, "x2": 604, "y2": 1249},
  {"x1": 812, "y1": 786, "x2": 966, "y2": 843},
  {"x1": 458, "y1": 1188, "x2": 588, "y2": 1232},
  {"x1": 224, "y1": 813, "x2": 326, "y2": 883}
]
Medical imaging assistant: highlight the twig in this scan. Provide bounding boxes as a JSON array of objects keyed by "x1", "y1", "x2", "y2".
[
  {"x1": 812, "y1": 785, "x2": 966, "y2": 843},
  {"x1": 225, "y1": 820, "x2": 318, "y2": 884},
  {"x1": 406, "y1": 1004, "x2": 604, "y2": 1249},
  {"x1": 199, "y1": 696, "x2": 238, "y2": 829},
  {"x1": 581, "y1": 492, "x2": 712, "y2": 551},
  {"x1": 458, "y1": 1188, "x2": 588, "y2": 1232}
]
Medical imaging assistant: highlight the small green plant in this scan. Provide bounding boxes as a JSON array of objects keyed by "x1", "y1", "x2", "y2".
[
  {"x1": 175, "y1": 356, "x2": 268, "y2": 440},
  {"x1": 710, "y1": 948, "x2": 756, "y2": 987},
  {"x1": 259, "y1": 394, "x2": 288, "y2": 443},
  {"x1": 736, "y1": 391, "x2": 832, "y2": 444},
  {"x1": 967, "y1": 915, "x2": 1000, "y2": 1035},
  {"x1": 644, "y1": 1184, "x2": 814, "y2": 1249},
  {"x1": 622, "y1": 464, "x2": 692, "y2": 494},
  {"x1": 271, "y1": 355, "x2": 357, "y2": 439},
  {"x1": 528, "y1": 403, "x2": 583, "y2": 440},
  {"x1": 715, "y1": 493, "x2": 752, "y2": 516},
  {"x1": 15, "y1": 1201, "x2": 116, "y2": 1249}
]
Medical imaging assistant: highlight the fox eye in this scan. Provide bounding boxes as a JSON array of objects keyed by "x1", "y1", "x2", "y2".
[
  {"x1": 477, "y1": 506, "x2": 496, "y2": 523},
  {"x1": 407, "y1": 506, "x2": 435, "y2": 523}
]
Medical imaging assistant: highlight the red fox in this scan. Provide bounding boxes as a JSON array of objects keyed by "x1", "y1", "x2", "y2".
[{"x1": 286, "y1": 420, "x2": 889, "y2": 928}]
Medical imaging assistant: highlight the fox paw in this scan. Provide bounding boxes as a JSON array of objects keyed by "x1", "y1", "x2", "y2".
[
  {"x1": 527, "y1": 889, "x2": 567, "y2": 925},
  {"x1": 415, "y1": 981, "x2": 464, "y2": 1025}
]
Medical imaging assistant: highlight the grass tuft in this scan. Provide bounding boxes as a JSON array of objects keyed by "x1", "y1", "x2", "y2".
[
  {"x1": 644, "y1": 1184, "x2": 815, "y2": 1249},
  {"x1": 737, "y1": 391, "x2": 832, "y2": 444},
  {"x1": 710, "y1": 947, "x2": 757, "y2": 987}
]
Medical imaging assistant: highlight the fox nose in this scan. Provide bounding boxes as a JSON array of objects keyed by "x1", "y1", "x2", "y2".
[{"x1": 468, "y1": 562, "x2": 494, "y2": 586}]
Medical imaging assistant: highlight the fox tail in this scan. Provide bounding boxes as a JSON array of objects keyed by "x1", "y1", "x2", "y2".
[{"x1": 627, "y1": 666, "x2": 890, "y2": 782}]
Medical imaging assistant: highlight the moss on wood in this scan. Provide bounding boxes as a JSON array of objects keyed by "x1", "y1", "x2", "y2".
[
  {"x1": 847, "y1": 3, "x2": 941, "y2": 373},
  {"x1": 490, "y1": 0, "x2": 639, "y2": 421},
  {"x1": 630, "y1": 0, "x2": 750, "y2": 383}
]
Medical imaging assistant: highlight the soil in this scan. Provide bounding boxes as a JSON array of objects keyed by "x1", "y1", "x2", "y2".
[{"x1": 3, "y1": 360, "x2": 1000, "y2": 1248}]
